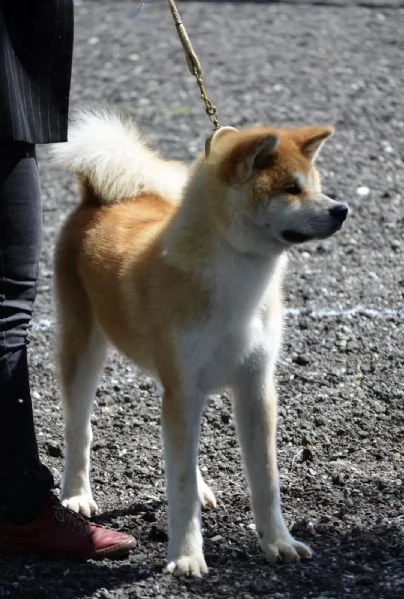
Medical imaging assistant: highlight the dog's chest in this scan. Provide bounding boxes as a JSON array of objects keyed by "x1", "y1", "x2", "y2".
[
  {"x1": 199, "y1": 316, "x2": 270, "y2": 392},
  {"x1": 178, "y1": 260, "x2": 284, "y2": 393}
]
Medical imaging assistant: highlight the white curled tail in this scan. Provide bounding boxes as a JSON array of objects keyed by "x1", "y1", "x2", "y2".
[{"x1": 51, "y1": 108, "x2": 189, "y2": 205}]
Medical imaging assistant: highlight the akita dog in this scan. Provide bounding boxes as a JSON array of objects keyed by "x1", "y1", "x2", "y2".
[{"x1": 52, "y1": 111, "x2": 348, "y2": 576}]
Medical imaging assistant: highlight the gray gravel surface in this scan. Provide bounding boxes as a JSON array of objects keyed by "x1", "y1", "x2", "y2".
[{"x1": 1, "y1": 1, "x2": 403, "y2": 597}]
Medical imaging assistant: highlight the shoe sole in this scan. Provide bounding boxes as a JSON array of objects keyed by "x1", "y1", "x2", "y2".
[{"x1": 0, "y1": 539, "x2": 136, "y2": 561}]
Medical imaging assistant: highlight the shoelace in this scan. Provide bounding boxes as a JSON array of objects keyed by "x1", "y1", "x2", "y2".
[{"x1": 53, "y1": 502, "x2": 94, "y2": 539}]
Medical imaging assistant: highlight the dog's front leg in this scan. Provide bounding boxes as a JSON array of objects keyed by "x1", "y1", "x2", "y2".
[
  {"x1": 232, "y1": 363, "x2": 312, "y2": 564},
  {"x1": 162, "y1": 389, "x2": 207, "y2": 577}
]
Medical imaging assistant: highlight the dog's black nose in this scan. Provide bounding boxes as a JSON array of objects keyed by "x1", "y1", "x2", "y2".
[{"x1": 329, "y1": 204, "x2": 348, "y2": 222}]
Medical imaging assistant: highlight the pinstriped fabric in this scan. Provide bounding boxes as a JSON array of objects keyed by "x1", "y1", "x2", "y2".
[{"x1": 0, "y1": 0, "x2": 73, "y2": 144}]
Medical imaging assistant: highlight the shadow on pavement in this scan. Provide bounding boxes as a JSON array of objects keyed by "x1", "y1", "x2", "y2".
[{"x1": 0, "y1": 521, "x2": 401, "y2": 599}]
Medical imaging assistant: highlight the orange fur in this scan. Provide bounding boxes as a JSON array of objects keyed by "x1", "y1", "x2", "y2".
[{"x1": 55, "y1": 187, "x2": 211, "y2": 393}]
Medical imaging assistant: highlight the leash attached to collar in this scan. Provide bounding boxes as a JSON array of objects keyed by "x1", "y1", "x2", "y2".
[{"x1": 167, "y1": 0, "x2": 221, "y2": 133}]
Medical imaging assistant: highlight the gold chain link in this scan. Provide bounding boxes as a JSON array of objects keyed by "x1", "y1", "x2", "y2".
[{"x1": 167, "y1": 0, "x2": 221, "y2": 130}]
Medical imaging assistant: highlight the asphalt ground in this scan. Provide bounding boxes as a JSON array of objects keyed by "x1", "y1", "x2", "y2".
[{"x1": 0, "y1": 1, "x2": 403, "y2": 598}]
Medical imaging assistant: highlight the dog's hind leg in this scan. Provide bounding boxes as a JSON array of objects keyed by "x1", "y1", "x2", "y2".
[
  {"x1": 59, "y1": 321, "x2": 107, "y2": 517},
  {"x1": 56, "y1": 251, "x2": 108, "y2": 517}
]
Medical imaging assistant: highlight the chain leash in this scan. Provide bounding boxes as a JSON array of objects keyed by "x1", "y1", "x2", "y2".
[{"x1": 167, "y1": 0, "x2": 221, "y2": 130}]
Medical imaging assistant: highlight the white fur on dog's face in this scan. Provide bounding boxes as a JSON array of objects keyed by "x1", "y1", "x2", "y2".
[{"x1": 246, "y1": 172, "x2": 345, "y2": 248}]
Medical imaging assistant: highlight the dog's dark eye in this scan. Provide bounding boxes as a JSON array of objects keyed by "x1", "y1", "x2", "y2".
[{"x1": 285, "y1": 183, "x2": 302, "y2": 195}]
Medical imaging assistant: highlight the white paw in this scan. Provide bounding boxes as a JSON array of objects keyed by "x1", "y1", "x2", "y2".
[
  {"x1": 61, "y1": 494, "x2": 98, "y2": 517},
  {"x1": 198, "y1": 479, "x2": 217, "y2": 509},
  {"x1": 165, "y1": 555, "x2": 208, "y2": 577},
  {"x1": 261, "y1": 534, "x2": 313, "y2": 564}
]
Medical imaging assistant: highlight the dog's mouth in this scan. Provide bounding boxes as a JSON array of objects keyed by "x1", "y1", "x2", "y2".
[
  {"x1": 281, "y1": 230, "x2": 311, "y2": 244},
  {"x1": 282, "y1": 221, "x2": 345, "y2": 244}
]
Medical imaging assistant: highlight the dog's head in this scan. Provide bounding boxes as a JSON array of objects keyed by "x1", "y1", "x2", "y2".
[{"x1": 204, "y1": 124, "x2": 348, "y2": 255}]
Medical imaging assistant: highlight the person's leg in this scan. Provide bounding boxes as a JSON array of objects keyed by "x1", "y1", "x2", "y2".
[
  {"x1": 0, "y1": 143, "x2": 137, "y2": 559},
  {"x1": 0, "y1": 143, "x2": 53, "y2": 524}
]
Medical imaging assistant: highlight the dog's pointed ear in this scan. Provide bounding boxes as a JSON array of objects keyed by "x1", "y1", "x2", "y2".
[
  {"x1": 295, "y1": 125, "x2": 334, "y2": 161},
  {"x1": 208, "y1": 128, "x2": 279, "y2": 182},
  {"x1": 205, "y1": 126, "x2": 239, "y2": 157},
  {"x1": 235, "y1": 133, "x2": 279, "y2": 181},
  {"x1": 251, "y1": 134, "x2": 280, "y2": 170}
]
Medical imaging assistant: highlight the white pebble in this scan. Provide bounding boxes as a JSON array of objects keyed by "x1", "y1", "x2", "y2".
[
  {"x1": 357, "y1": 186, "x2": 370, "y2": 197},
  {"x1": 210, "y1": 535, "x2": 223, "y2": 542}
]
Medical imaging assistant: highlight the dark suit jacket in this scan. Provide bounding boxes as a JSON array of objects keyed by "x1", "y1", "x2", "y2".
[{"x1": 0, "y1": 0, "x2": 74, "y2": 144}]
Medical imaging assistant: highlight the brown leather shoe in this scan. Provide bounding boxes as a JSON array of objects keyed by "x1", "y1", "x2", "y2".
[{"x1": 0, "y1": 495, "x2": 136, "y2": 559}]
